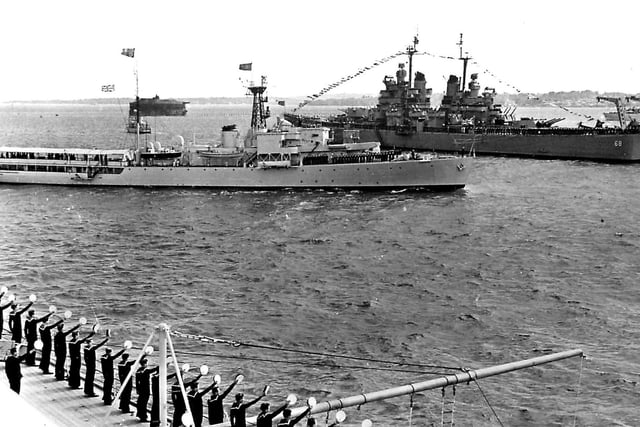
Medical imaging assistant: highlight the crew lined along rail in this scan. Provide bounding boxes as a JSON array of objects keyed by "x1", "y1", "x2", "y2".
[
  {"x1": 0, "y1": 288, "x2": 367, "y2": 427},
  {"x1": 0, "y1": 287, "x2": 585, "y2": 427}
]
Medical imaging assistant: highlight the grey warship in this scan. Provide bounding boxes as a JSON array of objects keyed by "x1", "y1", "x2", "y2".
[
  {"x1": 0, "y1": 77, "x2": 470, "y2": 190},
  {"x1": 286, "y1": 36, "x2": 640, "y2": 162}
]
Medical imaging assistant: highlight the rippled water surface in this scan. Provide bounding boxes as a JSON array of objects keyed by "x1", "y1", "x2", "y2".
[{"x1": 0, "y1": 105, "x2": 639, "y2": 426}]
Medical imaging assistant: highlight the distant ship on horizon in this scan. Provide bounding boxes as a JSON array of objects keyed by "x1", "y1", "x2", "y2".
[{"x1": 129, "y1": 95, "x2": 189, "y2": 117}]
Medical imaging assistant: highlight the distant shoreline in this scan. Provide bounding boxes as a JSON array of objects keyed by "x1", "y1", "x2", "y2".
[{"x1": 2, "y1": 89, "x2": 639, "y2": 108}]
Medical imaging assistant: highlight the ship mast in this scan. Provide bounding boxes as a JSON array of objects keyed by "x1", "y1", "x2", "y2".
[
  {"x1": 407, "y1": 35, "x2": 419, "y2": 89},
  {"x1": 248, "y1": 76, "x2": 270, "y2": 131},
  {"x1": 457, "y1": 33, "x2": 471, "y2": 93},
  {"x1": 135, "y1": 66, "x2": 141, "y2": 149}
]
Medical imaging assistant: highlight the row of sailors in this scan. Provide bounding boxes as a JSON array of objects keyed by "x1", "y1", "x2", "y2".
[{"x1": 1, "y1": 290, "x2": 333, "y2": 427}]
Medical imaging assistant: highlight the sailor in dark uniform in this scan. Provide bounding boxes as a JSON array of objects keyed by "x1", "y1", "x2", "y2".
[
  {"x1": 53, "y1": 322, "x2": 80, "y2": 380},
  {"x1": 256, "y1": 400, "x2": 290, "y2": 427},
  {"x1": 135, "y1": 357, "x2": 157, "y2": 421},
  {"x1": 23, "y1": 308, "x2": 54, "y2": 365},
  {"x1": 188, "y1": 379, "x2": 218, "y2": 427},
  {"x1": 276, "y1": 407, "x2": 311, "y2": 427},
  {"x1": 5, "y1": 346, "x2": 35, "y2": 394},
  {"x1": 83, "y1": 333, "x2": 109, "y2": 396},
  {"x1": 67, "y1": 329, "x2": 95, "y2": 389},
  {"x1": 38, "y1": 315, "x2": 63, "y2": 374},
  {"x1": 8, "y1": 299, "x2": 34, "y2": 343},
  {"x1": 0, "y1": 288, "x2": 11, "y2": 339},
  {"x1": 118, "y1": 353, "x2": 136, "y2": 413},
  {"x1": 207, "y1": 376, "x2": 239, "y2": 425},
  {"x1": 172, "y1": 373, "x2": 203, "y2": 427},
  {"x1": 230, "y1": 390, "x2": 265, "y2": 427},
  {"x1": 100, "y1": 346, "x2": 125, "y2": 405}
]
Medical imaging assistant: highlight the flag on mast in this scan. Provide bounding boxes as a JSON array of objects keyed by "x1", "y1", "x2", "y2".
[
  {"x1": 101, "y1": 84, "x2": 115, "y2": 92},
  {"x1": 239, "y1": 63, "x2": 252, "y2": 71},
  {"x1": 121, "y1": 48, "x2": 135, "y2": 58}
]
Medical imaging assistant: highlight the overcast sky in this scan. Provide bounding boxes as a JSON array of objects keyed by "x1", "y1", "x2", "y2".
[{"x1": 1, "y1": 0, "x2": 638, "y2": 102}]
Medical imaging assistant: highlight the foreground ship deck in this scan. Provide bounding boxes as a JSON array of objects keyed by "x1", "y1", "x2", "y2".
[
  {"x1": 0, "y1": 337, "x2": 584, "y2": 427},
  {"x1": 0, "y1": 340, "x2": 138, "y2": 427}
]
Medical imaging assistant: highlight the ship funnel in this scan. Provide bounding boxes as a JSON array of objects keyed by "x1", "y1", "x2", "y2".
[
  {"x1": 414, "y1": 72, "x2": 426, "y2": 91},
  {"x1": 446, "y1": 75, "x2": 459, "y2": 97},
  {"x1": 221, "y1": 124, "x2": 239, "y2": 148}
]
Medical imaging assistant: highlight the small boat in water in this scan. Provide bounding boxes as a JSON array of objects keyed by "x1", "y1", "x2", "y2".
[{"x1": 0, "y1": 77, "x2": 470, "y2": 190}]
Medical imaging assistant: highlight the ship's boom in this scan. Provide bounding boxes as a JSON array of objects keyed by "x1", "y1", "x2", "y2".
[{"x1": 265, "y1": 349, "x2": 584, "y2": 424}]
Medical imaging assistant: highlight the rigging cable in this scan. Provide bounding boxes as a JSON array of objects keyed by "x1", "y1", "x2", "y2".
[
  {"x1": 440, "y1": 387, "x2": 446, "y2": 427},
  {"x1": 408, "y1": 392, "x2": 414, "y2": 427},
  {"x1": 471, "y1": 378, "x2": 505, "y2": 427},
  {"x1": 292, "y1": 49, "x2": 407, "y2": 113},
  {"x1": 169, "y1": 348, "x2": 454, "y2": 376},
  {"x1": 571, "y1": 355, "x2": 585, "y2": 427},
  {"x1": 291, "y1": 43, "x2": 597, "y2": 122},
  {"x1": 170, "y1": 329, "x2": 463, "y2": 371}
]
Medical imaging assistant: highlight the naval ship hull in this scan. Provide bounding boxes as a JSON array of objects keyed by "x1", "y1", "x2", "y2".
[
  {"x1": 0, "y1": 157, "x2": 471, "y2": 190},
  {"x1": 358, "y1": 129, "x2": 640, "y2": 162}
]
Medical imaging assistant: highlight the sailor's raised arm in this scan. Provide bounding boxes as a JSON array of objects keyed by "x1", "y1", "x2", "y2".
[
  {"x1": 63, "y1": 323, "x2": 81, "y2": 337},
  {"x1": 244, "y1": 390, "x2": 265, "y2": 409},
  {"x1": 78, "y1": 330, "x2": 95, "y2": 344},
  {"x1": 219, "y1": 377, "x2": 238, "y2": 400},
  {"x1": 17, "y1": 301, "x2": 33, "y2": 315},
  {"x1": 91, "y1": 336, "x2": 109, "y2": 351},
  {"x1": 46, "y1": 318, "x2": 64, "y2": 331},
  {"x1": 290, "y1": 406, "x2": 311, "y2": 426},
  {"x1": 111, "y1": 347, "x2": 126, "y2": 360},
  {"x1": 36, "y1": 311, "x2": 54, "y2": 323}
]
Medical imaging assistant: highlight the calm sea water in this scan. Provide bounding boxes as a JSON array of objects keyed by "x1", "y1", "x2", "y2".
[{"x1": 0, "y1": 104, "x2": 639, "y2": 426}]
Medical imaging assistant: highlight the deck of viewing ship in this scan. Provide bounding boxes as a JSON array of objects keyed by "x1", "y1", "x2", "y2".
[{"x1": 0, "y1": 339, "x2": 163, "y2": 426}]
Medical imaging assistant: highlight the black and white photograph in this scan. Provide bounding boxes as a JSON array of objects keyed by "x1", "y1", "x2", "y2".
[{"x1": 0, "y1": 1, "x2": 638, "y2": 426}]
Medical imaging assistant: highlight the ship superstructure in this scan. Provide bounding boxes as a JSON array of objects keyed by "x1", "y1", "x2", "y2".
[{"x1": 286, "y1": 36, "x2": 640, "y2": 162}]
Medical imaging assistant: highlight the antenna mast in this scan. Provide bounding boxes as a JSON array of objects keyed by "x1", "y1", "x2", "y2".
[
  {"x1": 247, "y1": 75, "x2": 270, "y2": 130},
  {"x1": 457, "y1": 33, "x2": 471, "y2": 93},
  {"x1": 407, "y1": 35, "x2": 419, "y2": 89}
]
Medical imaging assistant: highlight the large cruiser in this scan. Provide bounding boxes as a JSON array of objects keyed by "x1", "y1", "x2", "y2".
[
  {"x1": 0, "y1": 78, "x2": 470, "y2": 190},
  {"x1": 286, "y1": 37, "x2": 640, "y2": 162}
]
